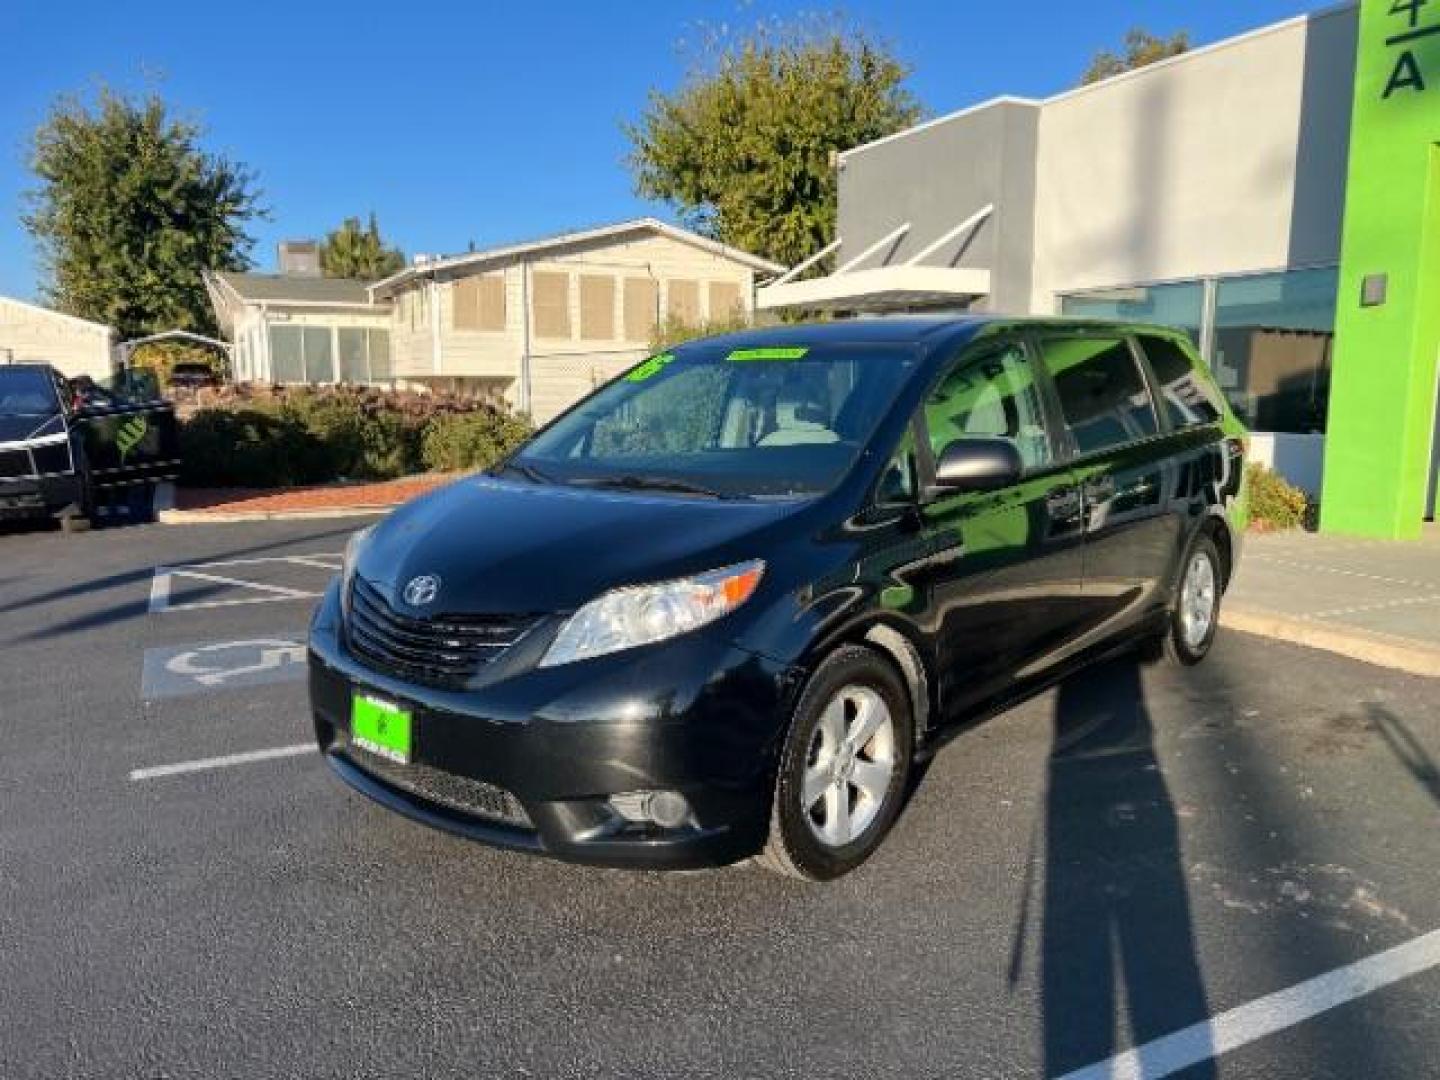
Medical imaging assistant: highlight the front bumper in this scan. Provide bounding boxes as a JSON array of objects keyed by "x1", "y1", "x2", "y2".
[
  {"x1": 0, "y1": 474, "x2": 80, "y2": 518},
  {"x1": 308, "y1": 581, "x2": 802, "y2": 869}
]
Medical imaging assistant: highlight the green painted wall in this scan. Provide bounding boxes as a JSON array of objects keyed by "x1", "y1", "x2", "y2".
[{"x1": 1323, "y1": 0, "x2": 1440, "y2": 539}]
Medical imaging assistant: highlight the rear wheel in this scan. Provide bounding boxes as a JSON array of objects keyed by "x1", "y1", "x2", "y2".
[
  {"x1": 1156, "y1": 533, "x2": 1223, "y2": 665},
  {"x1": 756, "y1": 645, "x2": 913, "y2": 881}
]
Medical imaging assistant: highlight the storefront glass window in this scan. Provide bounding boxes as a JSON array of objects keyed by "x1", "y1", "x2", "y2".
[
  {"x1": 1060, "y1": 281, "x2": 1204, "y2": 345},
  {"x1": 1211, "y1": 267, "x2": 1338, "y2": 434}
]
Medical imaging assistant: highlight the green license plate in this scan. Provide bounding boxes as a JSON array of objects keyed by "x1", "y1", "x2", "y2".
[{"x1": 351, "y1": 694, "x2": 412, "y2": 763}]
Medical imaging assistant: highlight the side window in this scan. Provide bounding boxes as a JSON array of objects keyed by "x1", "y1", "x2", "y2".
[
  {"x1": 876, "y1": 429, "x2": 918, "y2": 504},
  {"x1": 924, "y1": 340, "x2": 1052, "y2": 471},
  {"x1": 1038, "y1": 336, "x2": 1159, "y2": 456},
  {"x1": 1137, "y1": 334, "x2": 1223, "y2": 428}
]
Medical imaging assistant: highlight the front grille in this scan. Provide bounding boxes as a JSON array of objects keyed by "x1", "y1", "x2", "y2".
[
  {"x1": 0, "y1": 448, "x2": 32, "y2": 480},
  {"x1": 346, "y1": 576, "x2": 538, "y2": 688},
  {"x1": 343, "y1": 745, "x2": 532, "y2": 829}
]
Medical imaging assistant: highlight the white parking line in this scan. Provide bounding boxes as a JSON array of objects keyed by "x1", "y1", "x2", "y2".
[
  {"x1": 148, "y1": 552, "x2": 342, "y2": 614},
  {"x1": 1058, "y1": 927, "x2": 1440, "y2": 1080},
  {"x1": 129, "y1": 743, "x2": 315, "y2": 781}
]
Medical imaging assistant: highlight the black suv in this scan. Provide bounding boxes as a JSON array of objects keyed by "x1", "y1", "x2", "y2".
[{"x1": 309, "y1": 317, "x2": 1248, "y2": 880}]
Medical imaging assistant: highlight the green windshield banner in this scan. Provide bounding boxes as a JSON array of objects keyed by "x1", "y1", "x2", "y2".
[
  {"x1": 727, "y1": 347, "x2": 810, "y2": 362},
  {"x1": 1322, "y1": 0, "x2": 1440, "y2": 538}
]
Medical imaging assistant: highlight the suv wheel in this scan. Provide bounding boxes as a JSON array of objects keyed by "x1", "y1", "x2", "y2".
[
  {"x1": 756, "y1": 645, "x2": 913, "y2": 881},
  {"x1": 1159, "y1": 533, "x2": 1223, "y2": 665}
]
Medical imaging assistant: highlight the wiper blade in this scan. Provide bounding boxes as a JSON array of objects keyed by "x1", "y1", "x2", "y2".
[
  {"x1": 573, "y1": 474, "x2": 740, "y2": 500},
  {"x1": 495, "y1": 460, "x2": 552, "y2": 485}
]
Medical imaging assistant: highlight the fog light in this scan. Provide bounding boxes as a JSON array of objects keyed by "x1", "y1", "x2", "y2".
[{"x1": 608, "y1": 790, "x2": 693, "y2": 829}]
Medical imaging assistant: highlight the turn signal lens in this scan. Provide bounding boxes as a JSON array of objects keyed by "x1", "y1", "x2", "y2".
[{"x1": 540, "y1": 560, "x2": 765, "y2": 667}]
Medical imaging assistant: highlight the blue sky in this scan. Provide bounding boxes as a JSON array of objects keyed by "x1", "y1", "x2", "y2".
[{"x1": 2, "y1": 0, "x2": 1329, "y2": 301}]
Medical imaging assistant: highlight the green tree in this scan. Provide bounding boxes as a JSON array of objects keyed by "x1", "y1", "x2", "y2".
[
  {"x1": 1080, "y1": 28, "x2": 1191, "y2": 85},
  {"x1": 319, "y1": 212, "x2": 406, "y2": 280},
  {"x1": 625, "y1": 17, "x2": 923, "y2": 268},
  {"x1": 24, "y1": 88, "x2": 262, "y2": 339}
]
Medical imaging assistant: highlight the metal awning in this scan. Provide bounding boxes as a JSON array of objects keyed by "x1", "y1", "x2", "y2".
[
  {"x1": 757, "y1": 265, "x2": 991, "y2": 313},
  {"x1": 758, "y1": 205, "x2": 994, "y2": 314}
]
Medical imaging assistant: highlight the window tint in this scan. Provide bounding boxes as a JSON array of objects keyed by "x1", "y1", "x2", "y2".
[
  {"x1": 1138, "y1": 335, "x2": 1222, "y2": 428},
  {"x1": 1039, "y1": 337, "x2": 1158, "y2": 455},
  {"x1": 924, "y1": 340, "x2": 1052, "y2": 470}
]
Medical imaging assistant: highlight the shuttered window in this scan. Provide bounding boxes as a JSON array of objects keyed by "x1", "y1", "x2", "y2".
[
  {"x1": 579, "y1": 275, "x2": 616, "y2": 340},
  {"x1": 623, "y1": 277, "x2": 658, "y2": 342},
  {"x1": 532, "y1": 272, "x2": 571, "y2": 339},
  {"x1": 453, "y1": 274, "x2": 506, "y2": 331},
  {"x1": 667, "y1": 279, "x2": 700, "y2": 324},
  {"x1": 708, "y1": 281, "x2": 743, "y2": 321}
]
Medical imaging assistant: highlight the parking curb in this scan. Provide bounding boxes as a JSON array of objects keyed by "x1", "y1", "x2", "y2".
[
  {"x1": 152, "y1": 481, "x2": 394, "y2": 524},
  {"x1": 1221, "y1": 605, "x2": 1440, "y2": 679},
  {"x1": 157, "y1": 505, "x2": 390, "y2": 524}
]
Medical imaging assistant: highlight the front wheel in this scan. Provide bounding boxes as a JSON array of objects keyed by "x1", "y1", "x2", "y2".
[
  {"x1": 1157, "y1": 533, "x2": 1223, "y2": 665},
  {"x1": 756, "y1": 645, "x2": 913, "y2": 881}
]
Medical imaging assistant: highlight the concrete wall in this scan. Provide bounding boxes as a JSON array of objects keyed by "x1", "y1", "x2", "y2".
[
  {"x1": 836, "y1": 98, "x2": 1040, "y2": 312},
  {"x1": 0, "y1": 297, "x2": 114, "y2": 380},
  {"x1": 1031, "y1": 6, "x2": 1357, "y2": 310}
]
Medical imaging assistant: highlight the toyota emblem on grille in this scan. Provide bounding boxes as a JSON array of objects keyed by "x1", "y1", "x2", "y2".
[{"x1": 402, "y1": 574, "x2": 441, "y2": 606}]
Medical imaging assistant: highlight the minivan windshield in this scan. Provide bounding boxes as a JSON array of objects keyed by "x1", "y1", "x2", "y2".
[
  {"x1": 512, "y1": 342, "x2": 919, "y2": 498},
  {"x1": 0, "y1": 368, "x2": 60, "y2": 416}
]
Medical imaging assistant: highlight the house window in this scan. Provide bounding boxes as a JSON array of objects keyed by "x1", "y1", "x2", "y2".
[
  {"x1": 579, "y1": 275, "x2": 615, "y2": 340},
  {"x1": 454, "y1": 274, "x2": 505, "y2": 331},
  {"x1": 368, "y1": 330, "x2": 391, "y2": 380},
  {"x1": 269, "y1": 326, "x2": 304, "y2": 383},
  {"x1": 708, "y1": 281, "x2": 743, "y2": 322},
  {"x1": 302, "y1": 327, "x2": 335, "y2": 383},
  {"x1": 532, "y1": 271, "x2": 571, "y2": 338},
  {"x1": 623, "y1": 277, "x2": 658, "y2": 342},
  {"x1": 336, "y1": 327, "x2": 392, "y2": 383},
  {"x1": 338, "y1": 328, "x2": 369, "y2": 382},
  {"x1": 667, "y1": 279, "x2": 700, "y2": 324}
]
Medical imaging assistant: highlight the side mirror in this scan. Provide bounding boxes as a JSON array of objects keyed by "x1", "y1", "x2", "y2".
[{"x1": 931, "y1": 437, "x2": 1023, "y2": 494}]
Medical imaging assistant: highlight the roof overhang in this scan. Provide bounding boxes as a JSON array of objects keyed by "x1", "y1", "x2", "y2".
[
  {"x1": 368, "y1": 217, "x2": 783, "y2": 298},
  {"x1": 757, "y1": 265, "x2": 991, "y2": 313}
]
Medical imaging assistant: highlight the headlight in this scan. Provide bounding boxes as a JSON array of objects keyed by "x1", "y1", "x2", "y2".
[{"x1": 540, "y1": 560, "x2": 764, "y2": 667}]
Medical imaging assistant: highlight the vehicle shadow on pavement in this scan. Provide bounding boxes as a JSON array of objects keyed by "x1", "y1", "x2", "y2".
[
  {"x1": 1036, "y1": 656, "x2": 1215, "y2": 1078},
  {"x1": 0, "y1": 521, "x2": 362, "y2": 644}
]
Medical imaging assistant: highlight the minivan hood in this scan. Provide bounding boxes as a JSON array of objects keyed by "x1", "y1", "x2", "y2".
[{"x1": 357, "y1": 476, "x2": 806, "y2": 615}]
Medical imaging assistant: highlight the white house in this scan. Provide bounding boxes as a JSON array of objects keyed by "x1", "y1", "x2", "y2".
[
  {"x1": 205, "y1": 270, "x2": 395, "y2": 386},
  {"x1": 0, "y1": 295, "x2": 116, "y2": 381},
  {"x1": 369, "y1": 218, "x2": 783, "y2": 421}
]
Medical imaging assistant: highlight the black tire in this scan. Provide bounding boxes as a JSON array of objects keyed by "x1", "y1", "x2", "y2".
[
  {"x1": 1157, "y1": 532, "x2": 1223, "y2": 665},
  {"x1": 756, "y1": 645, "x2": 914, "y2": 881}
]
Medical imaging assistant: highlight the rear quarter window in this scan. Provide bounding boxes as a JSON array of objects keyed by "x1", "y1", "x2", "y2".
[{"x1": 1137, "y1": 334, "x2": 1223, "y2": 428}]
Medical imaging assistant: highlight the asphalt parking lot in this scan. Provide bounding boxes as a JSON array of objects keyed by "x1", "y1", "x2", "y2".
[{"x1": 1, "y1": 516, "x2": 1438, "y2": 1079}]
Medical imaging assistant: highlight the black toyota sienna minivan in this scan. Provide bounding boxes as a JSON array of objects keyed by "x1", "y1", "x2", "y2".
[{"x1": 309, "y1": 317, "x2": 1248, "y2": 880}]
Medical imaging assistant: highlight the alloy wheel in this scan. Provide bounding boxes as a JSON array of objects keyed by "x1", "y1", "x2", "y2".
[
  {"x1": 801, "y1": 685, "x2": 896, "y2": 848},
  {"x1": 1179, "y1": 551, "x2": 1218, "y2": 649}
]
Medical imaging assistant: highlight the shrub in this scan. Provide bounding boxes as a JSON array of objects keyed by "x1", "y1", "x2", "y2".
[
  {"x1": 421, "y1": 410, "x2": 533, "y2": 473},
  {"x1": 1246, "y1": 463, "x2": 1310, "y2": 531},
  {"x1": 179, "y1": 407, "x2": 327, "y2": 488},
  {"x1": 176, "y1": 385, "x2": 528, "y2": 487}
]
